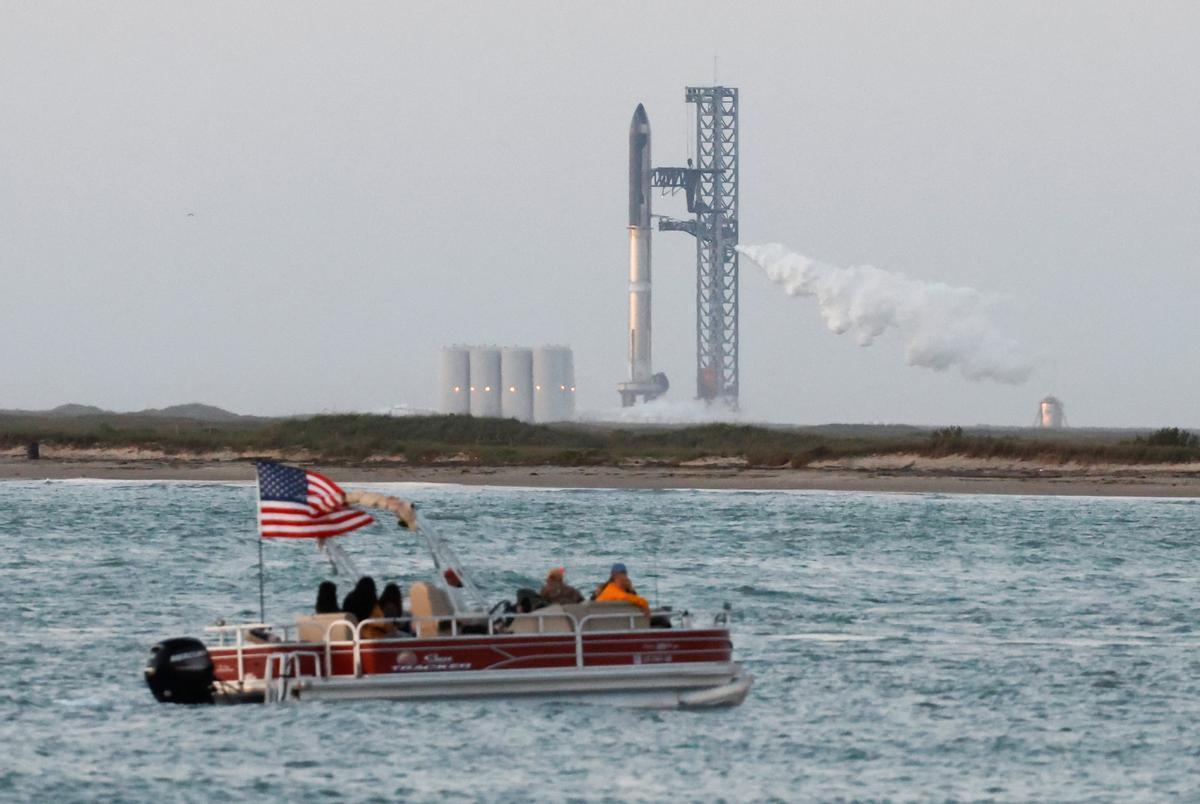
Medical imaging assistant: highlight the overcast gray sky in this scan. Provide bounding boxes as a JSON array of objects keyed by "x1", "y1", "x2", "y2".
[{"x1": 2, "y1": 1, "x2": 1197, "y2": 426}]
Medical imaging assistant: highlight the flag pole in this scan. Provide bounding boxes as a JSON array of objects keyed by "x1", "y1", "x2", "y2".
[
  {"x1": 255, "y1": 471, "x2": 265, "y2": 623},
  {"x1": 258, "y1": 535, "x2": 265, "y2": 623}
]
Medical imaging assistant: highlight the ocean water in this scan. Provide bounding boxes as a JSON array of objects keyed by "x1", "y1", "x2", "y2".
[{"x1": 1, "y1": 481, "x2": 1198, "y2": 802}]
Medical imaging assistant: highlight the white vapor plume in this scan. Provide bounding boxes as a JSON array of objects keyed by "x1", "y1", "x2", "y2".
[
  {"x1": 579, "y1": 396, "x2": 741, "y2": 425},
  {"x1": 737, "y1": 243, "x2": 1033, "y2": 384}
]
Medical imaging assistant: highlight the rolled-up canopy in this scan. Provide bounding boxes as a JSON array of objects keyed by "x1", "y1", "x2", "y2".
[{"x1": 344, "y1": 491, "x2": 418, "y2": 530}]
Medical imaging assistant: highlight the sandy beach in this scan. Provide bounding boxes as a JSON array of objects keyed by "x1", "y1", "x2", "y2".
[{"x1": 2, "y1": 449, "x2": 1199, "y2": 497}]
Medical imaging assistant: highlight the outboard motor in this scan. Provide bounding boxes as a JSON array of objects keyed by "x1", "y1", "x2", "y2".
[{"x1": 144, "y1": 637, "x2": 215, "y2": 704}]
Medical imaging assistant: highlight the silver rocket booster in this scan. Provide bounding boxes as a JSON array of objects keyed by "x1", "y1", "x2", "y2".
[
  {"x1": 618, "y1": 103, "x2": 668, "y2": 406},
  {"x1": 629, "y1": 103, "x2": 652, "y2": 384}
]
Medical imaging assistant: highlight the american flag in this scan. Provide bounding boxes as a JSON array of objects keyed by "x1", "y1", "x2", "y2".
[{"x1": 255, "y1": 462, "x2": 374, "y2": 538}]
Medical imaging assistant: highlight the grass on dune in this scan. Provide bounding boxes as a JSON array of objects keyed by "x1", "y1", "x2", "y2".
[{"x1": 1, "y1": 413, "x2": 1198, "y2": 468}]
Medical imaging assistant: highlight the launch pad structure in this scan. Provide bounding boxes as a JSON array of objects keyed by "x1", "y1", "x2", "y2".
[
  {"x1": 618, "y1": 86, "x2": 740, "y2": 408},
  {"x1": 658, "y1": 86, "x2": 740, "y2": 406}
]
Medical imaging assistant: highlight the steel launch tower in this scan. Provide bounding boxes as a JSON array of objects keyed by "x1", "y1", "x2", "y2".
[{"x1": 665, "y1": 87, "x2": 739, "y2": 405}]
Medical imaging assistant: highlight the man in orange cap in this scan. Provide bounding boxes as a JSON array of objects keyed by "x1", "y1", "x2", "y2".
[{"x1": 539, "y1": 566, "x2": 583, "y2": 605}]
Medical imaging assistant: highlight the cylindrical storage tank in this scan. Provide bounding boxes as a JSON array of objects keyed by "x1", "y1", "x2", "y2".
[
  {"x1": 1038, "y1": 396, "x2": 1065, "y2": 429},
  {"x1": 558, "y1": 348, "x2": 576, "y2": 421},
  {"x1": 533, "y1": 346, "x2": 575, "y2": 422},
  {"x1": 468, "y1": 348, "x2": 502, "y2": 418},
  {"x1": 500, "y1": 348, "x2": 534, "y2": 423},
  {"x1": 439, "y1": 347, "x2": 470, "y2": 415},
  {"x1": 533, "y1": 347, "x2": 557, "y2": 423}
]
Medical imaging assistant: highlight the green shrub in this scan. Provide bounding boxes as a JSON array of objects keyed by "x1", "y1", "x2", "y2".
[{"x1": 1144, "y1": 428, "x2": 1200, "y2": 448}]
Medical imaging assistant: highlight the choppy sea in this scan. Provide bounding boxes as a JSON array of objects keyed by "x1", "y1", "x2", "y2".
[{"x1": 1, "y1": 480, "x2": 1198, "y2": 801}]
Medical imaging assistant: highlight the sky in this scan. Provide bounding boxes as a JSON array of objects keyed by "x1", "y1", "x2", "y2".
[{"x1": 2, "y1": 1, "x2": 1197, "y2": 427}]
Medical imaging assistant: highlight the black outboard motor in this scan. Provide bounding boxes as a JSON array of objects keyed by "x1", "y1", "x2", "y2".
[{"x1": 145, "y1": 637, "x2": 215, "y2": 704}]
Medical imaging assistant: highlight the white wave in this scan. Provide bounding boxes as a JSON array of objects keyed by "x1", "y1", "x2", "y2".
[{"x1": 768, "y1": 633, "x2": 887, "y2": 642}]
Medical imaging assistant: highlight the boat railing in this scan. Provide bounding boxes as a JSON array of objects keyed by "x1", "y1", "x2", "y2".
[
  {"x1": 204, "y1": 622, "x2": 297, "y2": 645},
  {"x1": 345, "y1": 609, "x2": 687, "y2": 675},
  {"x1": 213, "y1": 608, "x2": 695, "y2": 680},
  {"x1": 204, "y1": 622, "x2": 298, "y2": 682},
  {"x1": 262, "y1": 650, "x2": 323, "y2": 703},
  {"x1": 344, "y1": 612, "x2": 529, "y2": 676}
]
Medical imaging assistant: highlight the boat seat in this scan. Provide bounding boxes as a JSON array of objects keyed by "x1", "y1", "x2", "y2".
[
  {"x1": 510, "y1": 604, "x2": 575, "y2": 634},
  {"x1": 295, "y1": 613, "x2": 357, "y2": 643},
  {"x1": 510, "y1": 601, "x2": 649, "y2": 634},
  {"x1": 574, "y1": 601, "x2": 650, "y2": 631},
  {"x1": 409, "y1": 581, "x2": 454, "y2": 638}
]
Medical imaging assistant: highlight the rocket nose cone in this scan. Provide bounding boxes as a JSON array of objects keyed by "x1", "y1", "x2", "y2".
[{"x1": 631, "y1": 103, "x2": 649, "y2": 129}]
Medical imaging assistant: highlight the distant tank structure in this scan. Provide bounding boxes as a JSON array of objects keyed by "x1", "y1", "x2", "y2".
[
  {"x1": 439, "y1": 345, "x2": 574, "y2": 423},
  {"x1": 467, "y1": 348, "x2": 502, "y2": 418},
  {"x1": 439, "y1": 347, "x2": 470, "y2": 415},
  {"x1": 500, "y1": 348, "x2": 534, "y2": 423},
  {"x1": 1036, "y1": 395, "x2": 1067, "y2": 429},
  {"x1": 533, "y1": 346, "x2": 576, "y2": 423}
]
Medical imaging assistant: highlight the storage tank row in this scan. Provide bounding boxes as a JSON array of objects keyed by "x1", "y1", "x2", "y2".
[{"x1": 440, "y1": 346, "x2": 574, "y2": 423}]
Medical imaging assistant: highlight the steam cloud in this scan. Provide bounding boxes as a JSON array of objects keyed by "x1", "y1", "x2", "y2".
[
  {"x1": 581, "y1": 396, "x2": 741, "y2": 425},
  {"x1": 737, "y1": 243, "x2": 1032, "y2": 384}
]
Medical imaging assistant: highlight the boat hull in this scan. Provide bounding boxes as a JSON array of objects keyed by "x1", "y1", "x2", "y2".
[{"x1": 285, "y1": 661, "x2": 751, "y2": 709}]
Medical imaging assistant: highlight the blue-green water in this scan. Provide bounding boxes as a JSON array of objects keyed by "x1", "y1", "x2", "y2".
[{"x1": 2, "y1": 481, "x2": 1199, "y2": 801}]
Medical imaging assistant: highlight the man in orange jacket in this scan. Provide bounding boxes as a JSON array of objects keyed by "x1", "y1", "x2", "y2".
[{"x1": 593, "y1": 562, "x2": 650, "y2": 614}]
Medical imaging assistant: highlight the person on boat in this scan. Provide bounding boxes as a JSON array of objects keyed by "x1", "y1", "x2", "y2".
[
  {"x1": 539, "y1": 567, "x2": 583, "y2": 605},
  {"x1": 342, "y1": 576, "x2": 378, "y2": 624},
  {"x1": 315, "y1": 581, "x2": 340, "y2": 615},
  {"x1": 349, "y1": 577, "x2": 397, "y2": 640},
  {"x1": 593, "y1": 563, "x2": 650, "y2": 614},
  {"x1": 514, "y1": 587, "x2": 545, "y2": 613},
  {"x1": 376, "y1": 582, "x2": 410, "y2": 635}
]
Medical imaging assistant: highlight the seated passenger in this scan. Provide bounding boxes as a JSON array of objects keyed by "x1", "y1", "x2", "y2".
[
  {"x1": 539, "y1": 567, "x2": 583, "y2": 605},
  {"x1": 515, "y1": 587, "x2": 546, "y2": 613},
  {"x1": 376, "y1": 582, "x2": 409, "y2": 635},
  {"x1": 342, "y1": 576, "x2": 378, "y2": 624},
  {"x1": 344, "y1": 576, "x2": 400, "y2": 640},
  {"x1": 593, "y1": 562, "x2": 650, "y2": 615},
  {"x1": 315, "y1": 580, "x2": 340, "y2": 614}
]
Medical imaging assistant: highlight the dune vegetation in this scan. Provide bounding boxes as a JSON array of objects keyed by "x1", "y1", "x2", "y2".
[{"x1": 2, "y1": 411, "x2": 1199, "y2": 469}]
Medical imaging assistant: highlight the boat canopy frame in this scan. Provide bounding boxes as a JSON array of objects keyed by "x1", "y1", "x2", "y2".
[{"x1": 315, "y1": 490, "x2": 490, "y2": 612}]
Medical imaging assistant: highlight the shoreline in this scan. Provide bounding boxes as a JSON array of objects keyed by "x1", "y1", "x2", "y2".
[{"x1": 2, "y1": 456, "x2": 1199, "y2": 497}]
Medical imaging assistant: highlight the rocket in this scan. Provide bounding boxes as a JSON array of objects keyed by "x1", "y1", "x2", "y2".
[
  {"x1": 618, "y1": 103, "x2": 668, "y2": 406},
  {"x1": 628, "y1": 104, "x2": 652, "y2": 387}
]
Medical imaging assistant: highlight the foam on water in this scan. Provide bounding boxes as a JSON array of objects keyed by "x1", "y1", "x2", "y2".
[{"x1": 1, "y1": 481, "x2": 1198, "y2": 799}]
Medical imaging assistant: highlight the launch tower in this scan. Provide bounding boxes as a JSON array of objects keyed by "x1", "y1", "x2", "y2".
[{"x1": 655, "y1": 86, "x2": 740, "y2": 406}]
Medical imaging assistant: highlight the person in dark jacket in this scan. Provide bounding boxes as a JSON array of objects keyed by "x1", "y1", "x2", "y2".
[
  {"x1": 342, "y1": 576, "x2": 378, "y2": 623},
  {"x1": 539, "y1": 567, "x2": 583, "y2": 605},
  {"x1": 315, "y1": 581, "x2": 340, "y2": 614}
]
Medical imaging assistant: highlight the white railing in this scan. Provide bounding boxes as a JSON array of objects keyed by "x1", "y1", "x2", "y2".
[
  {"x1": 204, "y1": 622, "x2": 299, "y2": 683},
  {"x1": 345, "y1": 609, "x2": 684, "y2": 675},
  {"x1": 262, "y1": 650, "x2": 323, "y2": 703},
  {"x1": 212, "y1": 608, "x2": 692, "y2": 681}
]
